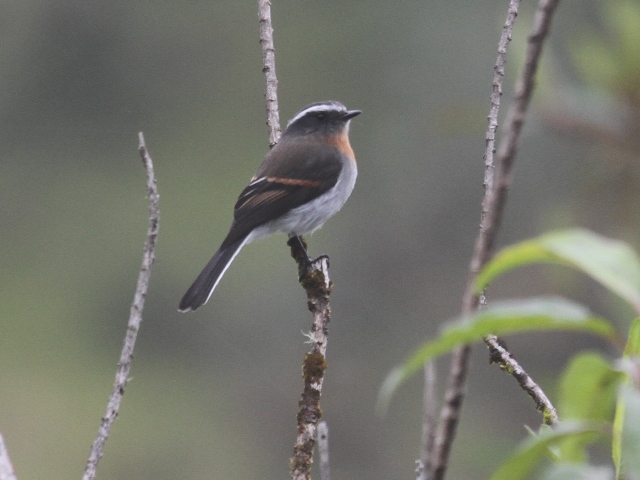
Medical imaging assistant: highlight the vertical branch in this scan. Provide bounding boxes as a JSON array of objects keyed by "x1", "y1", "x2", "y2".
[
  {"x1": 417, "y1": 362, "x2": 436, "y2": 480},
  {"x1": 258, "y1": 0, "x2": 332, "y2": 480},
  {"x1": 288, "y1": 238, "x2": 333, "y2": 480},
  {"x1": 429, "y1": 3, "x2": 521, "y2": 476},
  {"x1": 0, "y1": 433, "x2": 17, "y2": 480},
  {"x1": 481, "y1": 0, "x2": 562, "y2": 426},
  {"x1": 431, "y1": 1, "x2": 561, "y2": 479},
  {"x1": 256, "y1": 3, "x2": 333, "y2": 479},
  {"x1": 493, "y1": 0, "x2": 562, "y2": 213},
  {"x1": 258, "y1": 0, "x2": 281, "y2": 147},
  {"x1": 317, "y1": 420, "x2": 331, "y2": 480},
  {"x1": 82, "y1": 133, "x2": 159, "y2": 480}
]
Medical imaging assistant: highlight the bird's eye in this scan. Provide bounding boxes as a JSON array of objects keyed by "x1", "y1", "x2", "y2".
[{"x1": 316, "y1": 113, "x2": 326, "y2": 121}]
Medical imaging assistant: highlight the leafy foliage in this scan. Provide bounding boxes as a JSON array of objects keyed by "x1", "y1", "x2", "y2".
[
  {"x1": 556, "y1": 353, "x2": 622, "y2": 462},
  {"x1": 475, "y1": 229, "x2": 640, "y2": 314},
  {"x1": 382, "y1": 229, "x2": 640, "y2": 478},
  {"x1": 489, "y1": 422, "x2": 608, "y2": 480},
  {"x1": 379, "y1": 297, "x2": 616, "y2": 413}
]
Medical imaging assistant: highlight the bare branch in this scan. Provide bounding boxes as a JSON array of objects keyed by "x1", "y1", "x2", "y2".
[
  {"x1": 485, "y1": 335, "x2": 558, "y2": 424},
  {"x1": 430, "y1": 3, "x2": 521, "y2": 476},
  {"x1": 82, "y1": 133, "x2": 160, "y2": 480},
  {"x1": 317, "y1": 421, "x2": 330, "y2": 480},
  {"x1": 255, "y1": 3, "x2": 335, "y2": 478},
  {"x1": 471, "y1": 0, "x2": 520, "y2": 295},
  {"x1": 288, "y1": 237, "x2": 333, "y2": 480},
  {"x1": 432, "y1": 1, "x2": 561, "y2": 478},
  {"x1": 480, "y1": 0, "x2": 563, "y2": 427},
  {"x1": 258, "y1": 0, "x2": 281, "y2": 147},
  {"x1": 418, "y1": 362, "x2": 436, "y2": 480},
  {"x1": 493, "y1": 0, "x2": 562, "y2": 214},
  {"x1": 0, "y1": 433, "x2": 17, "y2": 480}
]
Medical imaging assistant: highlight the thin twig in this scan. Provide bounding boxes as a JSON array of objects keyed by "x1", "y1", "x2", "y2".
[
  {"x1": 485, "y1": 336, "x2": 558, "y2": 424},
  {"x1": 430, "y1": 3, "x2": 521, "y2": 476},
  {"x1": 256, "y1": 3, "x2": 335, "y2": 478},
  {"x1": 417, "y1": 362, "x2": 436, "y2": 480},
  {"x1": 317, "y1": 421, "x2": 331, "y2": 480},
  {"x1": 82, "y1": 133, "x2": 160, "y2": 480},
  {"x1": 493, "y1": 0, "x2": 562, "y2": 211},
  {"x1": 482, "y1": 0, "x2": 562, "y2": 426},
  {"x1": 431, "y1": 1, "x2": 561, "y2": 479},
  {"x1": 258, "y1": 0, "x2": 281, "y2": 147},
  {"x1": 288, "y1": 237, "x2": 333, "y2": 480},
  {"x1": 0, "y1": 433, "x2": 17, "y2": 480}
]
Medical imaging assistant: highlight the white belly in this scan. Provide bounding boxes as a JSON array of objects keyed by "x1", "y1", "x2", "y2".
[{"x1": 246, "y1": 158, "x2": 357, "y2": 243}]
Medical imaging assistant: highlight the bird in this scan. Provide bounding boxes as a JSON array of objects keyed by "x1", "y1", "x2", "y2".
[{"x1": 178, "y1": 100, "x2": 361, "y2": 312}]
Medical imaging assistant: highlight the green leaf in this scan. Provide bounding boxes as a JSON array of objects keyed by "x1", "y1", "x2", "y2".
[
  {"x1": 557, "y1": 353, "x2": 622, "y2": 461},
  {"x1": 612, "y1": 384, "x2": 640, "y2": 480},
  {"x1": 475, "y1": 229, "x2": 640, "y2": 314},
  {"x1": 489, "y1": 422, "x2": 607, "y2": 480},
  {"x1": 378, "y1": 297, "x2": 616, "y2": 413},
  {"x1": 558, "y1": 353, "x2": 620, "y2": 421},
  {"x1": 541, "y1": 463, "x2": 614, "y2": 480},
  {"x1": 612, "y1": 391, "x2": 623, "y2": 476},
  {"x1": 624, "y1": 318, "x2": 640, "y2": 357},
  {"x1": 475, "y1": 239, "x2": 570, "y2": 290},
  {"x1": 613, "y1": 319, "x2": 640, "y2": 479}
]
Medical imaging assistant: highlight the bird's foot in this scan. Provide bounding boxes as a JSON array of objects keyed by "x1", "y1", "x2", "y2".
[
  {"x1": 287, "y1": 236, "x2": 330, "y2": 282},
  {"x1": 308, "y1": 254, "x2": 329, "y2": 266}
]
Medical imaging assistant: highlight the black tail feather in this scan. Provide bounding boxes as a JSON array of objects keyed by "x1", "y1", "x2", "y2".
[{"x1": 178, "y1": 237, "x2": 247, "y2": 312}]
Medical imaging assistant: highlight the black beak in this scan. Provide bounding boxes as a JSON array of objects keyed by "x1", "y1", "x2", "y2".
[{"x1": 343, "y1": 109, "x2": 362, "y2": 120}]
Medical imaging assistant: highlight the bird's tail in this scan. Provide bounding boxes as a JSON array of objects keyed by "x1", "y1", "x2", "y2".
[{"x1": 178, "y1": 236, "x2": 248, "y2": 312}]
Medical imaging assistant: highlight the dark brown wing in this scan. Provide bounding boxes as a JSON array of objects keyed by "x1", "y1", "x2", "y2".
[{"x1": 219, "y1": 138, "x2": 343, "y2": 248}]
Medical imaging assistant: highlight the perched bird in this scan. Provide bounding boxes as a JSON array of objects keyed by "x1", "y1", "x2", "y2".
[{"x1": 179, "y1": 100, "x2": 361, "y2": 312}]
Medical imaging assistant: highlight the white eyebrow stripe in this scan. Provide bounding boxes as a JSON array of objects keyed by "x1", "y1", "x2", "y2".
[{"x1": 287, "y1": 102, "x2": 347, "y2": 126}]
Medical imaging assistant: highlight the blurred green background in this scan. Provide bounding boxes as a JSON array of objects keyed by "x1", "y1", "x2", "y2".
[{"x1": 2, "y1": 1, "x2": 640, "y2": 479}]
